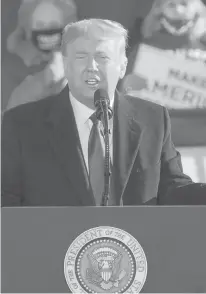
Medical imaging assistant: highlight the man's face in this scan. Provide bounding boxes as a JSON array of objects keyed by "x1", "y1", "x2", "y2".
[
  {"x1": 63, "y1": 36, "x2": 127, "y2": 109},
  {"x1": 162, "y1": 0, "x2": 197, "y2": 21}
]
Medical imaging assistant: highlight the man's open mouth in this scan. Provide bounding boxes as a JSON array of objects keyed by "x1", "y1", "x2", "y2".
[{"x1": 85, "y1": 78, "x2": 100, "y2": 86}]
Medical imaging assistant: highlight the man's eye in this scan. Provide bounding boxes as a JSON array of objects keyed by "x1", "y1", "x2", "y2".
[
  {"x1": 76, "y1": 55, "x2": 86, "y2": 59},
  {"x1": 97, "y1": 56, "x2": 110, "y2": 61}
]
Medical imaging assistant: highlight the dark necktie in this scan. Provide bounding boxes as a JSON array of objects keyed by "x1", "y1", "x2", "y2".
[{"x1": 88, "y1": 113, "x2": 105, "y2": 205}]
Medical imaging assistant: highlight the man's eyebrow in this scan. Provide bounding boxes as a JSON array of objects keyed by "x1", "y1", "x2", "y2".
[
  {"x1": 95, "y1": 51, "x2": 110, "y2": 55},
  {"x1": 75, "y1": 51, "x2": 88, "y2": 55}
]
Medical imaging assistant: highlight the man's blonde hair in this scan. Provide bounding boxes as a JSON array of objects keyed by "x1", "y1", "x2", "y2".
[{"x1": 61, "y1": 18, "x2": 128, "y2": 58}]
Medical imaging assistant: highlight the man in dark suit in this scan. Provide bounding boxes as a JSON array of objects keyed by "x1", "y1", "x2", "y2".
[{"x1": 2, "y1": 19, "x2": 206, "y2": 206}]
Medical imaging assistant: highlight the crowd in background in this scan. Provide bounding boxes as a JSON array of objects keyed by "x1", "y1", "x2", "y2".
[{"x1": 1, "y1": 0, "x2": 206, "y2": 182}]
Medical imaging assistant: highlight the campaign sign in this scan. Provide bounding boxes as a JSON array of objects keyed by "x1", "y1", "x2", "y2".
[{"x1": 125, "y1": 44, "x2": 206, "y2": 109}]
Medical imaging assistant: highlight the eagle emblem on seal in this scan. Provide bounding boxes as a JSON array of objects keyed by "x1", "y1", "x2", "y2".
[
  {"x1": 86, "y1": 246, "x2": 127, "y2": 290},
  {"x1": 64, "y1": 227, "x2": 147, "y2": 293}
]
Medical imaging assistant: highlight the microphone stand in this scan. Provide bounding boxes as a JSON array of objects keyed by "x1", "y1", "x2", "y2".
[{"x1": 98, "y1": 101, "x2": 112, "y2": 206}]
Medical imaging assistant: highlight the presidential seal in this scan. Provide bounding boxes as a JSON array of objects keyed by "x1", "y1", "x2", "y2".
[{"x1": 64, "y1": 226, "x2": 147, "y2": 293}]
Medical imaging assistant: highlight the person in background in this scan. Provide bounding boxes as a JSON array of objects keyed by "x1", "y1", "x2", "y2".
[
  {"x1": 139, "y1": 0, "x2": 206, "y2": 50},
  {"x1": 6, "y1": 0, "x2": 77, "y2": 110},
  {"x1": 122, "y1": 0, "x2": 206, "y2": 92},
  {"x1": 2, "y1": 19, "x2": 206, "y2": 207},
  {"x1": 119, "y1": 0, "x2": 206, "y2": 151}
]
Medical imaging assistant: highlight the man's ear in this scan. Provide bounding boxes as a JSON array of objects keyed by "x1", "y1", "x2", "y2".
[
  {"x1": 62, "y1": 56, "x2": 69, "y2": 73},
  {"x1": 119, "y1": 57, "x2": 128, "y2": 79}
]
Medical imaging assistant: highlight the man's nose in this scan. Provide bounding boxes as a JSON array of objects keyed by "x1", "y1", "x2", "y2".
[{"x1": 86, "y1": 57, "x2": 98, "y2": 72}]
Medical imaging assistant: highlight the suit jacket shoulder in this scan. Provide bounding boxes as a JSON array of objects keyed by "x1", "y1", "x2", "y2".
[
  {"x1": 3, "y1": 94, "x2": 58, "y2": 126},
  {"x1": 3, "y1": 90, "x2": 167, "y2": 136},
  {"x1": 125, "y1": 93, "x2": 164, "y2": 111},
  {"x1": 124, "y1": 94, "x2": 166, "y2": 129}
]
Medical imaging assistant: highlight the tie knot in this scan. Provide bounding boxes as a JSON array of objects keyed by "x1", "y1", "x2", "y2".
[{"x1": 90, "y1": 112, "x2": 99, "y2": 125}]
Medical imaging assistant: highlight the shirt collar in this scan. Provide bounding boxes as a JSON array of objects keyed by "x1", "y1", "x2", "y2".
[
  {"x1": 69, "y1": 91, "x2": 94, "y2": 125},
  {"x1": 69, "y1": 88, "x2": 114, "y2": 124}
]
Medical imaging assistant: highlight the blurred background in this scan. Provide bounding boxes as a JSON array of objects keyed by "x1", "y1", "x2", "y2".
[{"x1": 1, "y1": 0, "x2": 206, "y2": 182}]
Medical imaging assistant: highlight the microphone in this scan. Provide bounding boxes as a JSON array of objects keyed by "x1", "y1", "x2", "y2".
[
  {"x1": 93, "y1": 89, "x2": 113, "y2": 206},
  {"x1": 94, "y1": 89, "x2": 113, "y2": 121}
]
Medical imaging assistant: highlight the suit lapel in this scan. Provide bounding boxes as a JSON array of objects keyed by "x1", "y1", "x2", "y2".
[
  {"x1": 45, "y1": 87, "x2": 95, "y2": 206},
  {"x1": 112, "y1": 92, "x2": 145, "y2": 205},
  {"x1": 44, "y1": 88, "x2": 144, "y2": 206}
]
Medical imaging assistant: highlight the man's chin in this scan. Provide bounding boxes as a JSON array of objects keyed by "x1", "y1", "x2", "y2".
[
  {"x1": 83, "y1": 86, "x2": 100, "y2": 98},
  {"x1": 79, "y1": 93, "x2": 96, "y2": 109}
]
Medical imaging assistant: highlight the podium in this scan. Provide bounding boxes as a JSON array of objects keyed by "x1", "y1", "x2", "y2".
[{"x1": 1, "y1": 207, "x2": 206, "y2": 293}]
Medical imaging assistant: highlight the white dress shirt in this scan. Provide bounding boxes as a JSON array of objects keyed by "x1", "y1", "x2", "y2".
[{"x1": 69, "y1": 90, "x2": 113, "y2": 171}]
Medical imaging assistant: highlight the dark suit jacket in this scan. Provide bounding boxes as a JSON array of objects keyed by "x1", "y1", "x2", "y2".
[{"x1": 2, "y1": 86, "x2": 206, "y2": 206}]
